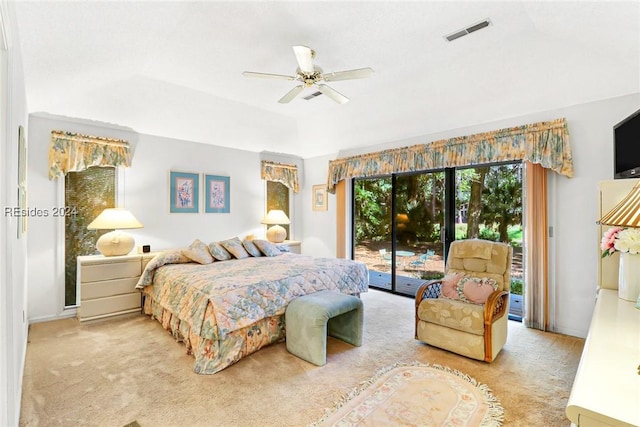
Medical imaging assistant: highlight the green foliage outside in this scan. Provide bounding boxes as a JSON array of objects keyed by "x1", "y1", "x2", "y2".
[
  {"x1": 65, "y1": 167, "x2": 115, "y2": 306},
  {"x1": 354, "y1": 163, "x2": 522, "y2": 247},
  {"x1": 511, "y1": 279, "x2": 523, "y2": 295}
]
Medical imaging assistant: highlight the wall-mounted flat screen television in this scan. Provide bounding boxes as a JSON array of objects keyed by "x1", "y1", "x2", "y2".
[{"x1": 614, "y1": 108, "x2": 640, "y2": 179}]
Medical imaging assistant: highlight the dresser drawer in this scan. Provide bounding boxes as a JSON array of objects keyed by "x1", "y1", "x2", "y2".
[
  {"x1": 78, "y1": 293, "x2": 141, "y2": 320},
  {"x1": 81, "y1": 259, "x2": 141, "y2": 282},
  {"x1": 81, "y1": 277, "x2": 139, "y2": 299}
]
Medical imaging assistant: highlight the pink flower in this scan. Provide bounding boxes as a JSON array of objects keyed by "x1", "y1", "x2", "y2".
[{"x1": 600, "y1": 227, "x2": 640, "y2": 258}]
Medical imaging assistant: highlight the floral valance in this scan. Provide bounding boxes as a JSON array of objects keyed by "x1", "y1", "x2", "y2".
[
  {"x1": 261, "y1": 161, "x2": 300, "y2": 193},
  {"x1": 326, "y1": 118, "x2": 572, "y2": 193},
  {"x1": 49, "y1": 130, "x2": 132, "y2": 180}
]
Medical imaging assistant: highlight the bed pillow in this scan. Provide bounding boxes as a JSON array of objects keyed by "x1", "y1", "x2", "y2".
[
  {"x1": 208, "y1": 241, "x2": 232, "y2": 261},
  {"x1": 440, "y1": 272, "x2": 465, "y2": 300},
  {"x1": 458, "y1": 277, "x2": 498, "y2": 304},
  {"x1": 242, "y1": 239, "x2": 262, "y2": 257},
  {"x1": 220, "y1": 237, "x2": 250, "y2": 259},
  {"x1": 252, "y1": 239, "x2": 282, "y2": 257},
  {"x1": 183, "y1": 239, "x2": 214, "y2": 264}
]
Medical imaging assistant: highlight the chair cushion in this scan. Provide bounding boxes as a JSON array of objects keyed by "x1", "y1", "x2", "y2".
[
  {"x1": 417, "y1": 297, "x2": 485, "y2": 335},
  {"x1": 447, "y1": 240, "x2": 511, "y2": 291}
]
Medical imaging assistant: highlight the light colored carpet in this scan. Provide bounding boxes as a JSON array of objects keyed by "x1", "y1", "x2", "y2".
[
  {"x1": 311, "y1": 361, "x2": 504, "y2": 426},
  {"x1": 19, "y1": 289, "x2": 584, "y2": 426}
]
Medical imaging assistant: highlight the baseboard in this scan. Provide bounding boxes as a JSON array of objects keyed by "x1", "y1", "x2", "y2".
[{"x1": 28, "y1": 309, "x2": 76, "y2": 324}]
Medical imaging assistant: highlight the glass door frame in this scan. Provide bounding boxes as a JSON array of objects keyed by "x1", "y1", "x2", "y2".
[{"x1": 351, "y1": 161, "x2": 522, "y2": 299}]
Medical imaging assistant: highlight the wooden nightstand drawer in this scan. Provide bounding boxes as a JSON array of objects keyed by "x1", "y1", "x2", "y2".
[
  {"x1": 78, "y1": 293, "x2": 141, "y2": 320},
  {"x1": 81, "y1": 259, "x2": 141, "y2": 282},
  {"x1": 81, "y1": 277, "x2": 138, "y2": 299}
]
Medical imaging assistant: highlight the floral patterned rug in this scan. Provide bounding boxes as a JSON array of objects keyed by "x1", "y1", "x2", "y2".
[{"x1": 310, "y1": 361, "x2": 504, "y2": 427}]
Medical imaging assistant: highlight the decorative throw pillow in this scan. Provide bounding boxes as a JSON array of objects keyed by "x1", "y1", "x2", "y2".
[
  {"x1": 208, "y1": 241, "x2": 232, "y2": 261},
  {"x1": 458, "y1": 277, "x2": 498, "y2": 304},
  {"x1": 183, "y1": 239, "x2": 214, "y2": 264},
  {"x1": 220, "y1": 237, "x2": 250, "y2": 259},
  {"x1": 242, "y1": 239, "x2": 262, "y2": 257},
  {"x1": 252, "y1": 239, "x2": 282, "y2": 257},
  {"x1": 440, "y1": 272, "x2": 465, "y2": 300}
]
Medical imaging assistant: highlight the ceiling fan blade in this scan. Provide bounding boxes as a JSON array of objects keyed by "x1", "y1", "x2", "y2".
[
  {"x1": 242, "y1": 71, "x2": 296, "y2": 81},
  {"x1": 315, "y1": 84, "x2": 349, "y2": 104},
  {"x1": 292, "y1": 45, "x2": 315, "y2": 74},
  {"x1": 323, "y1": 67, "x2": 374, "y2": 82},
  {"x1": 278, "y1": 85, "x2": 304, "y2": 103}
]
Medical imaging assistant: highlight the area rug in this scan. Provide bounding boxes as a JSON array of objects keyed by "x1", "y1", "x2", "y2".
[{"x1": 310, "y1": 361, "x2": 504, "y2": 427}]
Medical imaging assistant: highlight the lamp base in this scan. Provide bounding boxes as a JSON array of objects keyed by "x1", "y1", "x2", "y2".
[
  {"x1": 96, "y1": 230, "x2": 135, "y2": 257},
  {"x1": 266, "y1": 225, "x2": 287, "y2": 243}
]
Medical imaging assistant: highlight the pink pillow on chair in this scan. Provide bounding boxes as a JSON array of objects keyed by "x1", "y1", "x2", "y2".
[
  {"x1": 459, "y1": 277, "x2": 498, "y2": 304},
  {"x1": 440, "y1": 272, "x2": 465, "y2": 299}
]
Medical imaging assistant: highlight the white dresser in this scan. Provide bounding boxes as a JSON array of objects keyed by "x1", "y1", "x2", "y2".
[
  {"x1": 566, "y1": 289, "x2": 640, "y2": 426},
  {"x1": 77, "y1": 252, "x2": 156, "y2": 322}
]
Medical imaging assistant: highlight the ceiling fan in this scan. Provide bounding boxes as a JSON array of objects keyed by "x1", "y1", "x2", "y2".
[{"x1": 242, "y1": 45, "x2": 374, "y2": 104}]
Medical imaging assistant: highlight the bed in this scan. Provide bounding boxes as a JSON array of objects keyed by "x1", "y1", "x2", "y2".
[{"x1": 136, "y1": 247, "x2": 369, "y2": 374}]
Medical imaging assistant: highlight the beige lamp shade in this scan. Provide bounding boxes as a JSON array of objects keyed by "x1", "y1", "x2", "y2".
[
  {"x1": 87, "y1": 208, "x2": 143, "y2": 256},
  {"x1": 598, "y1": 182, "x2": 640, "y2": 227},
  {"x1": 261, "y1": 210, "x2": 290, "y2": 243}
]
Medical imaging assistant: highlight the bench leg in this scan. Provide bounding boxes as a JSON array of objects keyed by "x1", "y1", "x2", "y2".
[
  {"x1": 328, "y1": 306, "x2": 363, "y2": 347},
  {"x1": 286, "y1": 308, "x2": 328, "y2": 366}
]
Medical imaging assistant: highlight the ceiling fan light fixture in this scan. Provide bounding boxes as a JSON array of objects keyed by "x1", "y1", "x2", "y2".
[{"x1": 243, "y1": 45, "x2": 373, "y2": 104}]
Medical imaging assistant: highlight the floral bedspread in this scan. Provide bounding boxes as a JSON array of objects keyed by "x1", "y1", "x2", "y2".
[{"x1": 140, "y1": 253, "x2": 369, "y2": 341}]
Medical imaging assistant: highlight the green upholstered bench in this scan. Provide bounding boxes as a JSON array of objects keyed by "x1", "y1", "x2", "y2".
[{"x1": 285, "y1": 290, "x2": 363, "y2": 366}]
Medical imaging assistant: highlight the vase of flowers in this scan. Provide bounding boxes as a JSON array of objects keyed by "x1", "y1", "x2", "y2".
[{"x1": 601, "y1": 227, "x2": 640, "y2": 301}]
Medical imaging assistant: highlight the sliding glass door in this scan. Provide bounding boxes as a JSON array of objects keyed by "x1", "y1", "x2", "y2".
[
  {"x1": 393, "y1": 172, "x2": 445, "y2": 296},
  {"x1": 353, "y1": 177, "x2": 393, "y2": 290},
  {"x1": 352, "y1": 162, "x2": 523, "y2": 310}
]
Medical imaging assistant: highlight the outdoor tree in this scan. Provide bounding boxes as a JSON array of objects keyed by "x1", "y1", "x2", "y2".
[{"x1": 480, "y1": 164, "x2": 523, "y2": 242}]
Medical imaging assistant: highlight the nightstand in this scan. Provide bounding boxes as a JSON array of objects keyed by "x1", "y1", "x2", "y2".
[
  {"x1": 278, "y1": 240, "x2": 301, "y2": 254},
  {"x1": 76, "y1": 252, "x2": 157, "y2": 322}
]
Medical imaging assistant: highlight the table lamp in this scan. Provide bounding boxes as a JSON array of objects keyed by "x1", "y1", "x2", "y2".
[
  {"x1": 87, "y1": 208, "x2": 144, "y2": 256},
  {"x1": 262, "y1": 209, "x2": 290, "y2": 243}
]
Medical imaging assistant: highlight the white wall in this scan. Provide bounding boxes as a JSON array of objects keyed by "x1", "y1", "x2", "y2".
[
  {"x1": 0, "y1": 1, "x2": 29, "y2": 425},
  {"x1": 302, "y1": 93, "x2": 640, "y2": 338},
  {"x1": 301, "y1": 154, "x2": 338, "y2": 258},
  {"x1": 26, "y1": 114, "x2": 297, "y2": 322}
]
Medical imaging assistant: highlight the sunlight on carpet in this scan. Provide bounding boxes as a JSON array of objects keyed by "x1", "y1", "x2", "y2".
[{"x1": 310, "y1": 361, "x2": 504, "y2": 427}]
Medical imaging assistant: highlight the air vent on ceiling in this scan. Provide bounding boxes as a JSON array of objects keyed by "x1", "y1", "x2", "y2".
[
  {"x1": 444, "y1": 18, "x2": 492, "y2": 42},
  {"x1": 303, "y1": 91, "x2": 323, "y2": 101}
]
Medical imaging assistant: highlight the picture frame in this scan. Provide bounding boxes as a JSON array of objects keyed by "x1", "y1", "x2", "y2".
[
  {"x1": 312, "y1": 184, "x2": 328, "y2": 211},
  {"x1": 204, "y1": 174, "x2": 230, "y2": 213},
  {"x1": 169, "y1": 171, "x2": 199, "y2": 213}
]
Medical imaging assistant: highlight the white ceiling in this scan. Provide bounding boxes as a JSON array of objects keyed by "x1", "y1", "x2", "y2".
[{"x1": 12, "y1": 1, "x2": 640, "y2": 158}]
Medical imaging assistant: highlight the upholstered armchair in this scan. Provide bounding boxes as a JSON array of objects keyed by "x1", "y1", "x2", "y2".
[{"x1": 415, "y1": 239, "x2": 512, "y2": 362}]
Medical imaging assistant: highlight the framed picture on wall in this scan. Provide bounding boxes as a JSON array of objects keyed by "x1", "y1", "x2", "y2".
[
  {"x1": 312, "y1": 184, "x2": 328, "y2": 211},
  {"x1": 204, "y1": 174, "x2": 230, "y2": 213},
  {"x1": 169, "y1": 171, "x2": 199, "y2": 213}
]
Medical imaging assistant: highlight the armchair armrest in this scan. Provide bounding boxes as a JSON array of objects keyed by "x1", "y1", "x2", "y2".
[
  {"x1": 482, "y1": 290, "x2": 509, "y2": 362},
  {"x1": 484, "y1": 290, "x2": 509, "y2": 325},
  {"x1": 415, "y1": 280, "x2": 442, "y2": 306},
  {"x1": 415, "y1": 280, "x2": 442, "y2": 339}
]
